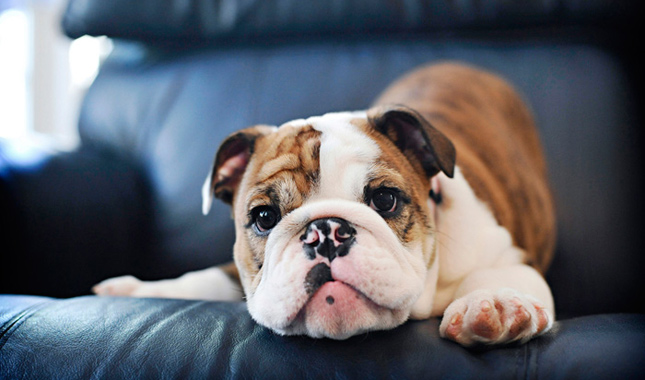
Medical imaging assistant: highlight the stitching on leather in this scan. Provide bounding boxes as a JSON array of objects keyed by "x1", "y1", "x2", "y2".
[{"x1": 0, "y1": 299, "x2": 52, "y2": 351}]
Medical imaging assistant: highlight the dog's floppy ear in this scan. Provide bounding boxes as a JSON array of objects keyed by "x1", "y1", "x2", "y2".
[
  {"x1": 202, "y1": 125, "x2": 275, "y2": 214},
  {"x1": 368, "y1": 106, "x2": 456, "y2": 178}
]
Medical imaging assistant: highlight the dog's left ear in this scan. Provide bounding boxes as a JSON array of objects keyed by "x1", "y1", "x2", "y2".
[
  {"x1": 202, "y1": 125, "x2": 275, "y2": 215},
  {"x1": 368, "y1": 106, "x2": 456, "y2": 179}
]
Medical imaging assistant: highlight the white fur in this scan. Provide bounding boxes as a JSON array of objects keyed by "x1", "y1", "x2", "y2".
[
  {"x1": 96, "y1": 112, "x2": 554, "y2": 345},
  {"x1": 247, "y1": 199, "x2": 428, "y2": 337},
  {"x1": 93, "y1": 267, "x2": 243, "y2": 301},
  {"x1": 307, "y1": 111, "x2": 377, "y2": 201},
  {"x1": 428, "y1": 168, "x2": 554, "y2": 345},
  {"x1": 431, "y1": 168, "x2": 526, "y2": 313}
]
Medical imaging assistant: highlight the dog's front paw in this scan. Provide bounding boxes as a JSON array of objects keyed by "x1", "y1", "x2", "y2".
[
  {"x1": 92, "y1": 275, "x2": 144, "y2": 297},
  {"x1": 439, "y1": 288, "x2": 553, "y2": 346}
]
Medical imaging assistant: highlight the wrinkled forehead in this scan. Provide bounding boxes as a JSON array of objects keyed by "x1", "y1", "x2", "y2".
[{"x1": 285, "y1": 112, "x2": 381, "y2": 200}]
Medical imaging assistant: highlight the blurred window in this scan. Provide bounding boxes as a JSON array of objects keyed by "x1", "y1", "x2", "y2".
[
  {"x1": 0, "y1": 0, "x2": 111, "y2": 145},
  {"x1": 0, "y1": 6, "x2": 30, "y2": 139}
]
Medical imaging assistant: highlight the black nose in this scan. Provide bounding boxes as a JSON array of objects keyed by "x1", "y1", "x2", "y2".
[{"x1": 300, "y1": 218, "x2": 356, "y2": 261}]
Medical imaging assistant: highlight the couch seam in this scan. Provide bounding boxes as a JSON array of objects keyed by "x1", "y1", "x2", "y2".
[
  {"x1": 522, "y1": 339, "x2": 540, "y2": 380},
  {"x1": 0, "y1": 300, "x2": 52, "y2": 351},
  {"x1": 515, "y1": 341, "x2": 525, "y2": 380}
]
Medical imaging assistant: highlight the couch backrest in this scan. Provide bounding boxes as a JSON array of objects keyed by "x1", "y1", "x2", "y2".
[{"x1": 63, "y1": 0, "x2": 643, "y2": 317}]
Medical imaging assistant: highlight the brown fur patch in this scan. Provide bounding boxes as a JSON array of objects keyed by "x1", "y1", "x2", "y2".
[
  {"x1": 352, "y1": 118, "x2": 434, "y2": 262},
  {"x1": 252, "y1": 125, "x2": 321, "y2": 215},
  {"x1": 373, "y1": 62, "x2": 556, "y2": 273},
  {"x1": 236, "y1": 124, "x2": 322, "y2": 281}
]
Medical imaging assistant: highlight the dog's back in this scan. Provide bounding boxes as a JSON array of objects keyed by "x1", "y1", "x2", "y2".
[{"x1": 374, "y1": 63, "x2": 555, "y2": 273}]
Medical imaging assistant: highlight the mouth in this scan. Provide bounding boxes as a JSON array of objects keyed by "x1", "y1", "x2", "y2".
[
  {"x1": 282, "y1": 262, "x2": 391, "y2": 339},
  {"x1": 303, "y1": 262, "x2": 367, "y2": 306},
  {"x1": 290, "y1": 280, "x2": 390, "y2": 339},
  {"x1": 302, "y1": 263, "x2": 368, "y2": 310}
]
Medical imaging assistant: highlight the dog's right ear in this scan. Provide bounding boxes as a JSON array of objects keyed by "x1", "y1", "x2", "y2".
[
  {"x1": 202, "y1": 126, "x2": 275, "y2": 214},
  {"x1": 368, "y1": 106, "x2": 456, "y2": 179}
]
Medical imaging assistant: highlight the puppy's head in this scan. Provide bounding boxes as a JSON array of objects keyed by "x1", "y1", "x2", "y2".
[{"x1": 203, "y1": 107, "x2": 455, "y2": 339}]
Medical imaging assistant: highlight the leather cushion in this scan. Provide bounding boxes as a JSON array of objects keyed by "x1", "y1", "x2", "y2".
[{"x1": 1, "y1": 295, "x2": 644, "y2": 379}]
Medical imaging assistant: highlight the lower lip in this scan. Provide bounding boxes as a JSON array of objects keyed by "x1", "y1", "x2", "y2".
[
  {"x1": 297, "y1": 281, "x2": 388, "y2": 338},
  {"x1": 306, "y1": 281, "x2": 370, "y2": 314}
]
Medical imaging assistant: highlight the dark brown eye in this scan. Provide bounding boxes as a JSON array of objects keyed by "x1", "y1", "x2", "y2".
[
  {"x1": 252, "y1": 206, "x2": 280, "y2": 234},
  {"x1": 369, "y1": 189, "x2": 398, "y2": 213}
]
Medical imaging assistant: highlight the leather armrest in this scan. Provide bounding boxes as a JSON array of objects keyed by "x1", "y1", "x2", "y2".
[
  {"x1": 0, "y1": 139, "x2": 152, "y2": 297},
  {"x1": 1, "y1": 295, "x2": 643, "y2": 379}
]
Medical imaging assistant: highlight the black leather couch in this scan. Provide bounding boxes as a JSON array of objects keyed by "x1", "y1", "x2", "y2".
[{"x1": 1, "y1": 1, "x2": 644, "y2": 378}]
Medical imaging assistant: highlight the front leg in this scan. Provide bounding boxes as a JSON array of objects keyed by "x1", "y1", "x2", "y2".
[
  {"x1": 93, "y1": 264, "x2": 243, "y2": 301},
  {"x1": 439, "y1": 264, "x2": 554, "y2": 346}
]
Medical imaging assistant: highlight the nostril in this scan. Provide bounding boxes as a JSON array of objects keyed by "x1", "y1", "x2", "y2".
[
  {"x1": 335, "y1": 228, "x2": 351, "y2": 242},
  {"x1": 302, "y1": 235, "x2": 319, "y2": 246},
  {"x1": 330, "y1": 218, "x2": 356, "y2": 244},
  {"x1": 300, "y1": 226, "x2": 321, "y2": 246}
]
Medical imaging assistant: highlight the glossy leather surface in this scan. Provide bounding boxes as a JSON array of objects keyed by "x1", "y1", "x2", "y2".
[
  {"x1": 1, "y1": 0, "x2": 643, "y2": 378},
  {"x1": 1, "y1": 296, "x2": 644, "y2": 379}
]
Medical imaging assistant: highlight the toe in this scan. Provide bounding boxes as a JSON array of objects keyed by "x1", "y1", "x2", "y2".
[
  {"x1": 508, "y1": 300, "x2": 532, "y2": 339},
  {"x1": 444, "y1": 313, "x2": 464, "y2": 341},
  {"x1": 471, "y1": 300, "x2": 502, "y2": 340},
  {"x1": 533, "y1": 303, "x2": 551, "y2": 333}
]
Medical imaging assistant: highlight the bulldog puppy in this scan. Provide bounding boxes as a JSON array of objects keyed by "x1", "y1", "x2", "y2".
[{"x1": 94, "y1": 62, "x2": 556, "y2": 346}]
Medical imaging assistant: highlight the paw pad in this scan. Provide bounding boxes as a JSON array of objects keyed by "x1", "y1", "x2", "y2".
[{"x1": 439, "y1": 289, "x2": 553, "y2": 346}]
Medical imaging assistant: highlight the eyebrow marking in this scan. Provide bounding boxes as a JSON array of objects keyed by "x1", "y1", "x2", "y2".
[{"x1": 257, "y1": 154, "x2": 301, "y2": 183}]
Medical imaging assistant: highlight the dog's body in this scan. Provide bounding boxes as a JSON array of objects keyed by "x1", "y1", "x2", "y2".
[{"x1": 94, "y1": 63, "x2": 556, "y2": 346}]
